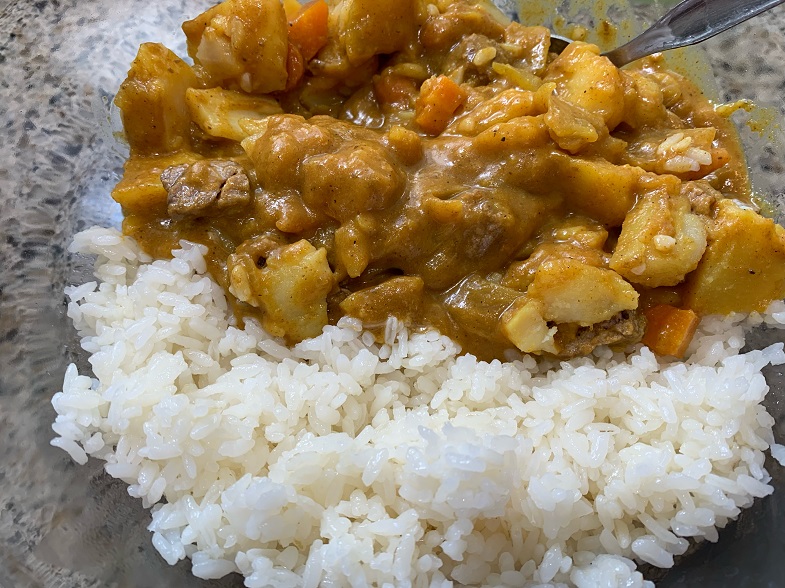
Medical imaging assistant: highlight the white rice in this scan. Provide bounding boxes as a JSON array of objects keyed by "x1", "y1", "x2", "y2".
[{"x1": 52, "y1": 227, "x2": 785, "y2": 587}]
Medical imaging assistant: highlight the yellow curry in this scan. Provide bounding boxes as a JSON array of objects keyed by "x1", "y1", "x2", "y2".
[{"x1": 112, "y1": 0, "x2": 785, "y2": 360}]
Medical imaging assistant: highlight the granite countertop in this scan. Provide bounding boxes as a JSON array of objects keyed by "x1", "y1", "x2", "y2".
[{"x1": 1, "y1": 1, "x2": 784, "y2": 587}]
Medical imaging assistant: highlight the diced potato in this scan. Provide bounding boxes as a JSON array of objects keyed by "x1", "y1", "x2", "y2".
[
  {"x1": 619, "y1": 71, "x2": 668, "y2": 130},
  {"x1": 114, "y1": 43, "x2": 197, "y2": 155},
  {"x1": 112, "y1": 152, "x2": 202, "y2": 215},
  {"x1": 527, "y1": 258, "x2": 638, "y2": 326},
  {"x1": 548, "y1": 152, "x2": 643, "y2": 226},
  {"x1": 228, "y1": 240, "x2": 336, "y2": 341},
  {"x1": 610, "y1": 178, "x2": 707, "y2": 288},
  {"x1": 503, "y1": 242, "x2": 608, "y2": 292},
  {"x1": 543, "y1": 91, "x2": 605, "y2": 154},
  {"x1": 450, "y1": 89, "x2": 538, "y2": 135},
  {"x1": 500, "y1": 298, "x2": 557, "y2": 354},
  {"x1": 340, "y1": 276, "x2": 425, "y2": 326},
  {"x1": 185, "y1": 88, "x2": 283, "y2": 142},
  {"x1": 339, "y1": 0, "x2": 418, "y2": 66},
  {"x1": 544, "y1": 42, "x2": 624, "y2": 130},
  {"x1": 683, "y1": 200, "x2": 785, "y2": 314},
  {"x1": 183, "y1": 0, "x2": 288, "y2": 94},
  {"x1": 474, "y1": 116, "x2": 551, "y2": 152}
]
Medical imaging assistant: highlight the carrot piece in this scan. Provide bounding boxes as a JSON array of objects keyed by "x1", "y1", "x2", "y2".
[
  {"x1": 415, "y1": 75, "x2": 467, "y2": 135},
  {"x1": 642, "y1": 304, "x2": 700, "y2": 358},
  {"x1": 288, "y1": 0, "x2": 329, "y2": 61}
]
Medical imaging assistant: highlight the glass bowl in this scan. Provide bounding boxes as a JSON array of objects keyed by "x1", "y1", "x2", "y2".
[{"x1": 1, "y1": 0, "x2": 784, "y2": 586}]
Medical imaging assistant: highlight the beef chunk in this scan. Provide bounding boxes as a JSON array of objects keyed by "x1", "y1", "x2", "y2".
[
  {"x1": 161, "y1": 160, "x2": 251, "y2": 217},
  {"x1": 554, "y1": 310, "x2": 646, "y2": 358}
]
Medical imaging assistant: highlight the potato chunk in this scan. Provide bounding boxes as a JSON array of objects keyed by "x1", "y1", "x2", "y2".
[
  {"x1": 610, "y1": 178, "x2": 707, "y2": 288},
  {"x1": 228, "y1": 240, "x2": 336, "y2": 341},
  {"x1": 339, "y1": 0, "x2": 418, "y2": 65},
  {"x1": 683, "y1": 200, "x2": 785, "y2": 315},
  {"x1": 548, "y1": 152, "x2": 643, "y2": 227},
  {"x1": 114, "y1": 43, "x2": 197, "y2": 155},
  {"x1": 500, "y1": 299, "x2": 557, "y2": 354},
  {"x1": 527, "y1": 259, "x2": 639, "y2": 326},
  {"x1": 544, "y1": 43, "x2": 624, "y2": 130},
  {"x1": 183, "y1": 0, "x2": 288, "y2": 93},
  {"x1": 185, "y1": 88, "x2": 283, "y2": 142}
]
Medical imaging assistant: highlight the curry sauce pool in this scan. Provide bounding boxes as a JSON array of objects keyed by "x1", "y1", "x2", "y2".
[{"x1": 52, "y1": 0, "x2": 785, "y2": 585}]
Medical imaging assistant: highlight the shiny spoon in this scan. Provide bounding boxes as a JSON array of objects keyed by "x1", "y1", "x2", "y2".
[{"x1": 547, "y1": 0, "x2": 785, "y2": 66}]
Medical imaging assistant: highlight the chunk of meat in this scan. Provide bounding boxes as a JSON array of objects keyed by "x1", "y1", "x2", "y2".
[
  {"x1": 610, "y1": 177, "x2": 707, "y2": 288},
  {"x1": 182, "y1": 0, "x2": 288, "y2": 93},
  {"x1": 241, "y1": 115, "x2": 334, "y2": 192},
  {"x1": 420, "y1": 2, "x2": 505, "y2": 51},
  {"x1": 683, "y1": 200, "x2": 785, "y2": 314},
  {"x1": 114, "y1": 43, "x2": 197, "y2": 155},
  {"x1": 553, "y1": 310, "x2": 646, "y2": 357},
  {"x1": 618, "y1": 71, "x2": 668, "y2": 130},
  {"x1": 301, "y1": 141, "x2": 405, "y2": 222},
  {"x1": 228, "y1": 240, "x2": 336, "y2": 341},
  {"x1": 161, "y1": 160, "x2": 251, "y2": 217}
]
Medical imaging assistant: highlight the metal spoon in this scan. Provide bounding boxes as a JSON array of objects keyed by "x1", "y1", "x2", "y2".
[{"x1": 547, "y1": 0, "x2": 785, "y2": 67}]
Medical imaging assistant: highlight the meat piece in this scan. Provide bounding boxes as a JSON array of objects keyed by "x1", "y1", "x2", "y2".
[
  {"x1": 553, "y1": 310, "x2": 646, "y2": 358},
  {"x1": 161, "y1": 160, "x2": 251, "y2": 217},
  {"x1": 420, "y1": 2, "x2": 505, "y2": 51},
  {"x1": 301, "y1": 141, "x2": 405, "y2": 222}
]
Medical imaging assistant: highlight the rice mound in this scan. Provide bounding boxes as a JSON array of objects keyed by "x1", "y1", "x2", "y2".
[{"x1": 52, "y1": 227, "x2": 785, "y2": 587}]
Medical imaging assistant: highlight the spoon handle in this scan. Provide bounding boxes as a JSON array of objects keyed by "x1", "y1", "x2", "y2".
[{"x1": 604, "y1": 0, "x2": 785, "y2": 66}]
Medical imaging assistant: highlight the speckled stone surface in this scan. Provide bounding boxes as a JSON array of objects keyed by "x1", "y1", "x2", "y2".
[{"x1": 0, "y1": 1, "x2": 784, "y2": 587}]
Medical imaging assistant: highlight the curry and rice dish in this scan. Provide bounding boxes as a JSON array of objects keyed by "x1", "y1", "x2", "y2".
[
  {"x1": 112, "y1": 0, "x2": 785, "y2": 360},
  {"x1": 51, "y1": 0, "x2": 785, "y2": 586}
]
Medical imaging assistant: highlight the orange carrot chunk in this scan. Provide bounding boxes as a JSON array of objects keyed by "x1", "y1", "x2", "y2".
[
  {"x1": 642, "y1": 304, "x2": 700, "y2": 358},
  {"x1": 415, "y1": 75, "x2": 467, "y2": 135},
  {"x1": 288, "y1": 0, "x2": 329, "y2": 62}
]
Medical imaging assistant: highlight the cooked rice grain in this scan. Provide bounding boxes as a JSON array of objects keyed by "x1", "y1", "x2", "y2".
[{"x1": 52, "y1": 227, "x2": 785, "y2": 587}]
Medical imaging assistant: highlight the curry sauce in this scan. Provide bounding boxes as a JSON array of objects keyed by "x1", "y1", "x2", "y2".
[{"x1": 113, "y1": 0, "x2": 785, "y2": 360}]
